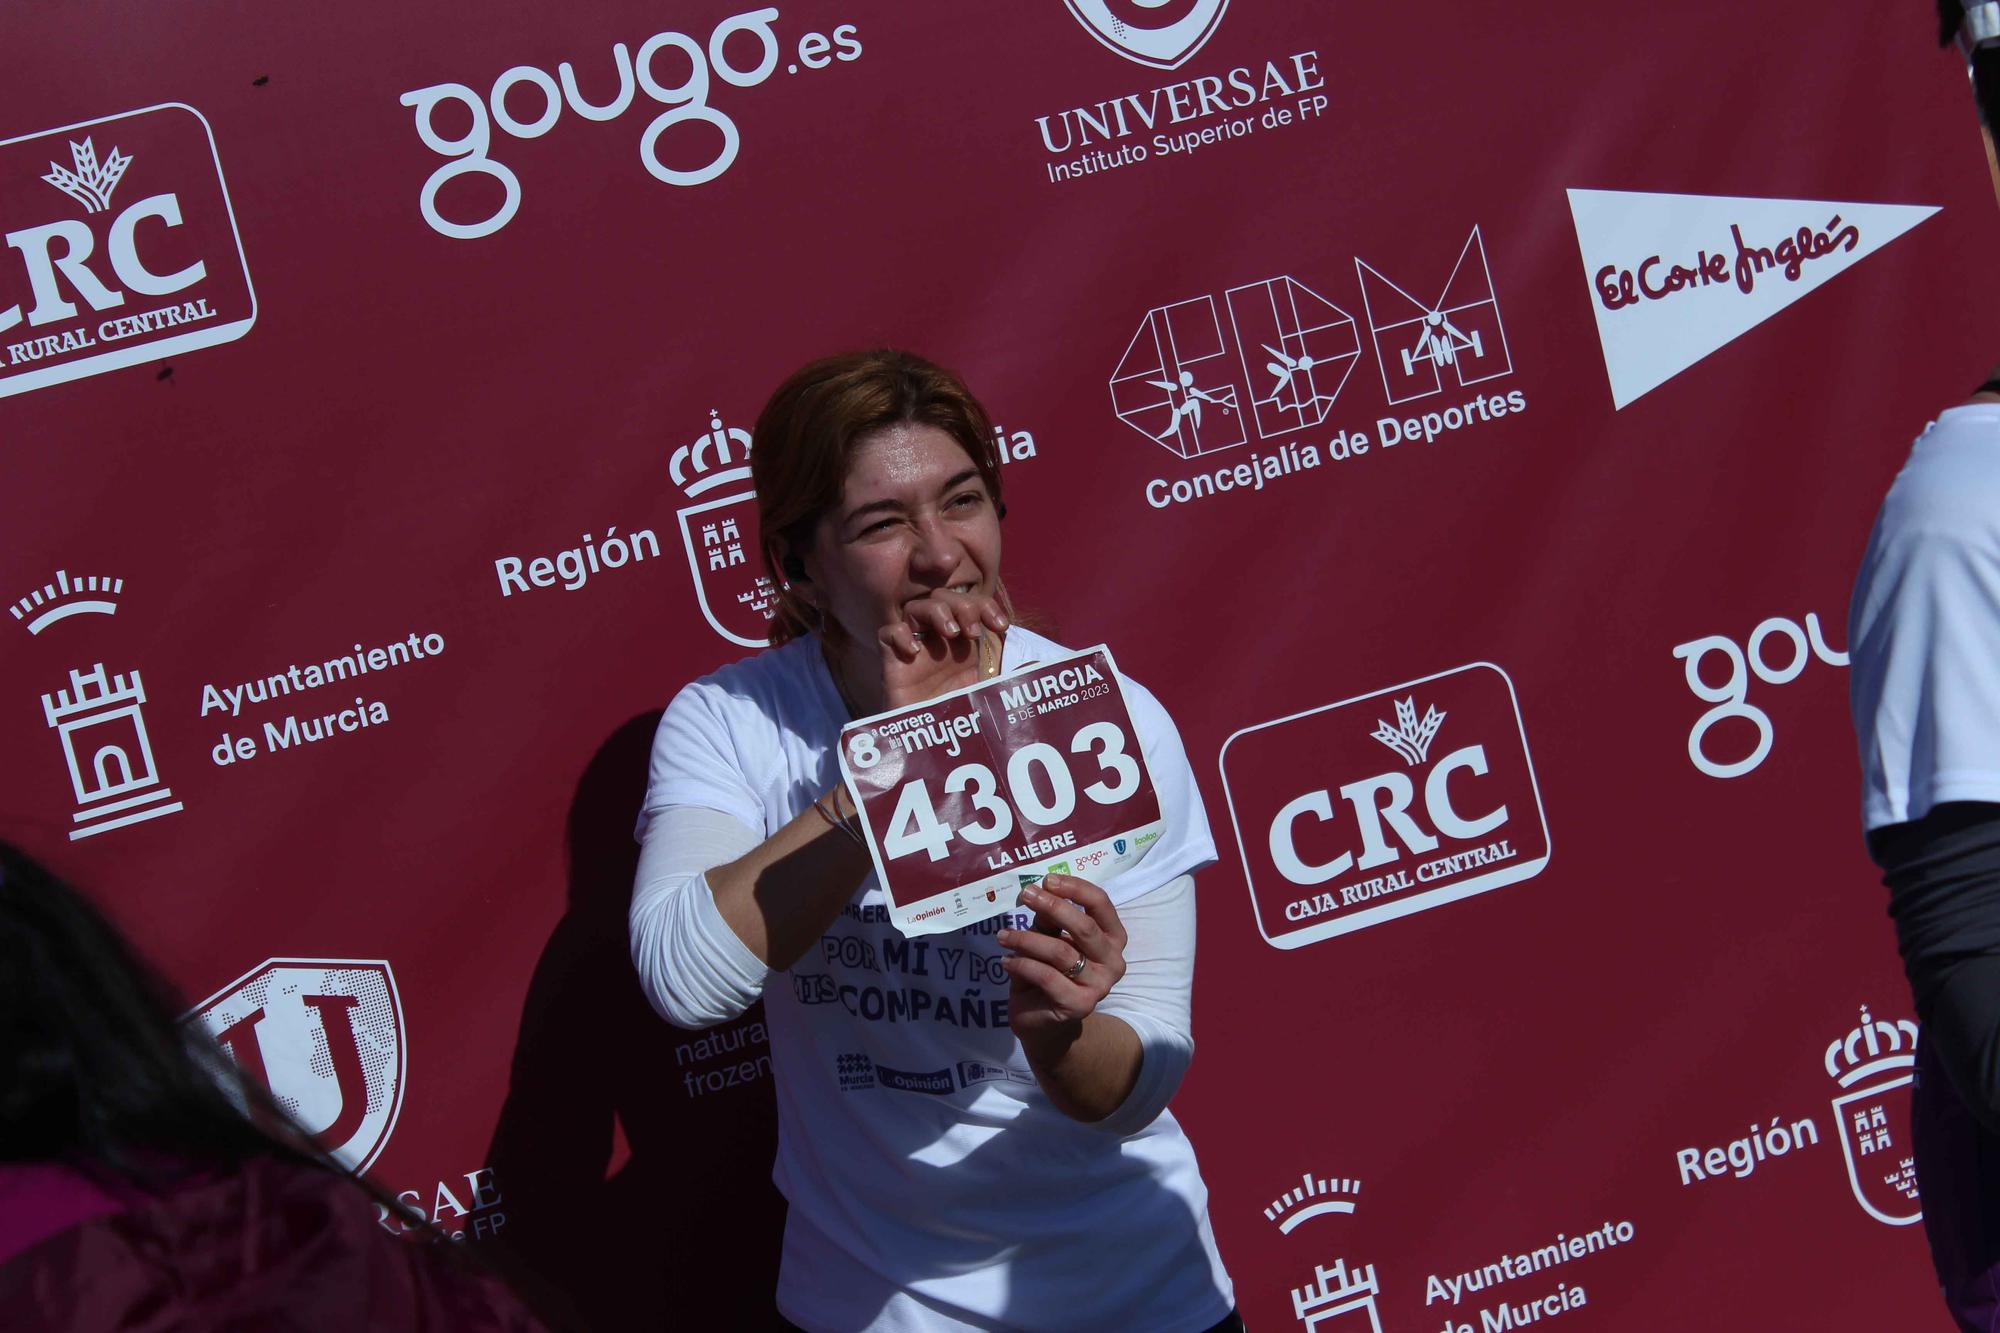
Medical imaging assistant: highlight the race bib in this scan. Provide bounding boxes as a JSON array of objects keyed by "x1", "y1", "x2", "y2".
[{"x1": 837, "y1": 646, "x2": 1163, "y2": 937}]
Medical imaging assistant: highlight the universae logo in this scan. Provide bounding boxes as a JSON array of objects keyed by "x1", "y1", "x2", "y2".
[
  {"x1": 1062, "y1": 0, "x2": 1230, "y2": 70},
  {"x1": 188, "y1": 958, "x2": 407, "y2": 1173},
  {"x1": 0, "y1": 104, "x2": 256, "y2": 398}
]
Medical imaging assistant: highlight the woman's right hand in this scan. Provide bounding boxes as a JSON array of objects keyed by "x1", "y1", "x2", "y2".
[{"x1": 876, "y1": 588, "x2": 1009, "y2": 711}]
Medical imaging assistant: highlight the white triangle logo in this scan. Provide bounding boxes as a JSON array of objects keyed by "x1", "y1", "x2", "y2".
[{"x1": 1567, "y1": 189, "x2": 1938, "y2": 409}]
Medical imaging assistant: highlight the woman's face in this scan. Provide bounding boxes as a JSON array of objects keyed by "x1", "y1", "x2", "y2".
[{"x1": 801, "y1": 422, "x2": 1002, "y2": 641}]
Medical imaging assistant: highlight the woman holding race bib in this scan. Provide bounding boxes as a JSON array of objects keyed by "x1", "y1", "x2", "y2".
[{"x1": 629, "y1": 350, "x2": 1239, "y2": 1331}]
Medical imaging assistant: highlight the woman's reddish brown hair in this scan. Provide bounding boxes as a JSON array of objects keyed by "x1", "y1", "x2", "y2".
[{"x1": 752, "y1": 349, "x2": 1005, "y2": 646}]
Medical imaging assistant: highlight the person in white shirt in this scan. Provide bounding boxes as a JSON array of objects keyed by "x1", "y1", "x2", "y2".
[
  {"x1": 1849, "y1": 7, "x2": 2000, "y2": 1329},
  {"x1": 629, "y1": 349, "x2": 1239, "y2": 1332}
]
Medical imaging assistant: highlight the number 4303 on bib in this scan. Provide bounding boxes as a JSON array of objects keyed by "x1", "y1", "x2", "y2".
[{"x1": 837, "y1": 646, "x2": 1164, "y2": 938}]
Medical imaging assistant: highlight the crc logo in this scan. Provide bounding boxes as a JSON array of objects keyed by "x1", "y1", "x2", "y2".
[
  {"x1": 187, "y1": 958, "x2": 406, "y2": 1172},
  {"x1": 1672, "y1": 610, "x2": 1846, "y2": 779},
  {"x1": 0, "y1": 104, "x2": 256, "y2": 399},
  {"x1": 1063, "y1": 0, "x2": 1229, "y2": 70},
  {"x1": 1220, "y1": 662, "x2": 1551, "y2": 950}
]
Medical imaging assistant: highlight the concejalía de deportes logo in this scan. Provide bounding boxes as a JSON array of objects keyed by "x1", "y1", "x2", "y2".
[
  {"x1": 398, "y1": 8, "x2": 861, "y2": 239},
  {"x1": 1112, "y1": 226, "x2": 1524, "y2": 511}
]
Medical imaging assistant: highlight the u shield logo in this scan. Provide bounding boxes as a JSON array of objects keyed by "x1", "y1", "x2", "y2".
[{"x1": 187, "y1": 959, "x2": 407, "y2": 1172}]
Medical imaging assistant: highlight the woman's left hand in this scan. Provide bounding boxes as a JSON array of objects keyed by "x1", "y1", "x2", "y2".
[{"x1": 997, "y1": 874, "x2": 1127, "y2": 1042}]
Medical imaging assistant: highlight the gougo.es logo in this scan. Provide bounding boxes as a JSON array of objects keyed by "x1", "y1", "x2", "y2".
[
  {"x1": 399, "y1": 7, "x2": 861, "y2": 239},
  {"x1": 1672, "y1": 610, "x2": 1847, "y2": 779}
]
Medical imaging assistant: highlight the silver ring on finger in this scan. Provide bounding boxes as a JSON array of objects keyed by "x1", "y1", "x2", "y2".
[{"x1": 1065, "y1": 956, "x2": 1087, "y2": 981}]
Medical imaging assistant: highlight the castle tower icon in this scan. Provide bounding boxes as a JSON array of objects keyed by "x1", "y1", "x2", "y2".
[
  {"x1": 1291, "y1": 1257, "x2": 1384, "y2": 1331},
  {"x1": 42, "y1": 663, "x2": 184, "y2": 840}
]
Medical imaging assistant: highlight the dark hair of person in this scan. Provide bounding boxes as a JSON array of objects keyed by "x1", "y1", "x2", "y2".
[
  {"x1": 0, "y1": 842, "x2": 461, "y2": 1226},
  {"x1": 0, "y1": 841, "x2": 567, "y2": 1324},
  {"x1": 750, "y1": 348, "x2": 1007, "y2": 646},
  {"x1": 0, "y1": 841, "x2": 329, "y2": 1191},
  {"x1": 0, "y1": 837, "x2": 456, "y2": 1229},
  {"x1": 1944, "y1": 0, "x2": 1972, "y2": 45}
]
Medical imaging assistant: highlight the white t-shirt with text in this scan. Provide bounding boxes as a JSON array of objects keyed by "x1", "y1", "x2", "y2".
[{"x1": 637, "y1": 627, "x2": 1234, "y2": 1332}]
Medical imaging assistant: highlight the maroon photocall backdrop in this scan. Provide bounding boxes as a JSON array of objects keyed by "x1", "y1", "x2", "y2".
[{"x1": 1, "y1": 3, "x2": 1986, "y2": 1327}]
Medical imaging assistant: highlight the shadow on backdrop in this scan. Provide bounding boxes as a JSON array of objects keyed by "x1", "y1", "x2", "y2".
[{"x1": 487, "y1": 710, "x2": 786, "y2": 1330}]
